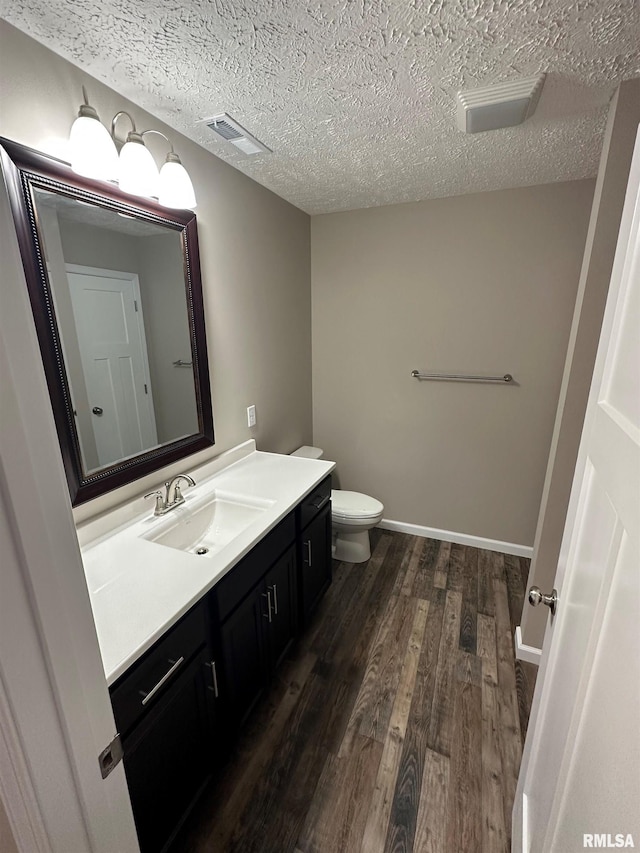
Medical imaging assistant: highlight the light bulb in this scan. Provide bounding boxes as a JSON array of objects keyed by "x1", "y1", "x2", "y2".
[
  {"x1": 69, "y1": 104, "x2": 119, "y2": 181},
  {"x1": 158, "y1": 154, "x2": 197, "y2": 209},
  {"x1": 118, "y1": 134, "x2": 159, "y2": 198}
]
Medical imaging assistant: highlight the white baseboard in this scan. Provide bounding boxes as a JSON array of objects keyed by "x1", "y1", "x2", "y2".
[
  {"x1": 377, "y1": 518, "x2": 533, "y2": 559},
  {"x1": 514, "y1": 626, "x2": 542, "y2": 665}
]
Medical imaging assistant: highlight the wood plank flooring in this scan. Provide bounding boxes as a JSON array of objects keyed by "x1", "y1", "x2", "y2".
[{"x1": 172, "y1": 530, "x2": 537, "y2": 853}]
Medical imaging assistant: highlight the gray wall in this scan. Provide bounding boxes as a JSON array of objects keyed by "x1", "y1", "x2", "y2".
[
  {"x1": 136, "y1": 232, "x2": 199, "y2": 443},
  {"x1": 58, "y1": 218, "x2": 140, "y2": 271},
  {"x1": 521, "y1": 80, "x2": 640, "y2": 649},
  {"x1": 37, "y1": 206, "x2": 101, "y2": 471},
  {"x1": 312, "y1": 180, "x2": 594, "y2": 547},
  {"x1": 58, "y1": 218, "x2": 198, "y2": 445},
  {"x1": 0, "y1": 796, "x2": 18, "y2": 853},
  {"x1": 0, "y1": 19, "x2": 312, "y2": 521}
]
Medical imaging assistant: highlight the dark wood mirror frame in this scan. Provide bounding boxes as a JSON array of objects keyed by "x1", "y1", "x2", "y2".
[{"x1": 1, "y1": 136, "x2": 215, "y2": 505}]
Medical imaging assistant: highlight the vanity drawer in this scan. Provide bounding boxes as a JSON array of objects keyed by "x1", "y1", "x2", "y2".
[
  {"x1": 298, "y1": 475, "x2": 332, "y2": 531},
  {"x1": 110, "y1": 600, "x2": 209, "y2": 740},
  {"x1": 213, "y1": 512, "x2": 295, "y2": 623}
]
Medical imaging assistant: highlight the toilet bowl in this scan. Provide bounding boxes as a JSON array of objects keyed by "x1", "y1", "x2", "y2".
[{"x1": 291, "y1": 446, "x2": 384, "y2": 563}]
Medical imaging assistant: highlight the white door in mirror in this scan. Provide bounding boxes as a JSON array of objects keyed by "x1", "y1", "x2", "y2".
[{"x1": 68, "y1": 265, "x2": 157, "y2": 468}]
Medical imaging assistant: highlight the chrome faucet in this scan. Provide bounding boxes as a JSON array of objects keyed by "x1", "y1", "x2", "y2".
[{"x1": 145, "y1": 473, "x2": 196, "y2": 516}]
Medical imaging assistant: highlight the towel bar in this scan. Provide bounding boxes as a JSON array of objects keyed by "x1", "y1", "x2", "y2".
[{"x1": 411, "y1": 370, "x2": 513, "y2": 383}]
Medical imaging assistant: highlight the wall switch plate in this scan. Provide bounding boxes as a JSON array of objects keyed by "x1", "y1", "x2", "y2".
[{"x1": 247, "y1": 405, "x2": 256, "y2": 428}]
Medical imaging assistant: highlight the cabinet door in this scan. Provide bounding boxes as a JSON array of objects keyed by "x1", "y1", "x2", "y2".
[
  {"x1": 123, "y1": 648, "x2": 217, "y2": 853},
  {"x1": 300, "y1": 504, "x2": 332, "y2": 626},
  {"x1": 219, "y1": 587, "x2": 269, "y2": 729},
  {"x1": 264, "y1": 545, "x2": 297, "y2": 670}
]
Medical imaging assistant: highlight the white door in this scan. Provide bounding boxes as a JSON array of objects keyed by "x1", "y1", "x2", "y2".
[
  {"x1": 513, "y1": 128, "x2": 640, "y2": 851},
  {"x1": 67, "y1": 265, "x2": 157, "y2": 468},
  {"x1": 1, "y1": 164, "x2": 140, "y2": 851}
]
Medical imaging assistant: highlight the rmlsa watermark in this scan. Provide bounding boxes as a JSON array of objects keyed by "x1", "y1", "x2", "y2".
[{"x1": 584, "y1": 835, "x2": 635, "y2": 848}]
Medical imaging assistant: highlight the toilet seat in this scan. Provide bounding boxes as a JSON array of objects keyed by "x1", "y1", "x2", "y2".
[{"x1": 331, "y1": 489, "x2": 383, "y2": 521}]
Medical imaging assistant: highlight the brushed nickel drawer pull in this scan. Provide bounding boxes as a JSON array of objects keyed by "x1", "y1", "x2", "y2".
[
  {"x1": 311, "y1": 494, "x2": 330, "y2": 510},
  {"x1": 305, "y1": 540, "x2": 312, "y2": 568},
  {"x1": 262, "y1": 590, "x2": 273, "y2": 623},
  {"x1": 208, "y1": 660, "x2": 219, "y2": 698},
  {"x1": 270, "y1": 584, "x2": 279, "y2": 616},
  {"x1": 140, "y1": 656, "x2": 184, "y2": 706}
]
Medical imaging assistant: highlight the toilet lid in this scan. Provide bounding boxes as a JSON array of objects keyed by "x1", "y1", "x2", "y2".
[{"x1": 331, "y1": 489, "x2": 383, "y2": 520}]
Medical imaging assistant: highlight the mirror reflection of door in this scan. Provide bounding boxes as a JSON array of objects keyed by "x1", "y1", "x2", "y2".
[
  {"x1": 67, "y1": 265, "x2": 158, "y2": 469},
  {"x1": 33, "y1": 188, "x2": 200, "y2": 478}
]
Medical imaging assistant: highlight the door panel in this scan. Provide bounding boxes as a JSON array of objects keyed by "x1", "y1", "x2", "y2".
[
  {"x1": 67, "y1": 266, "x2": 157, "y2": 468},
  {"x1": 514, "y1": 128, "x2": 640, "y2": 851},
  {"x1": 123, "y1": 649, "x2": 216, "y2": 853},
  {"x1": 219, "y1": 590, "x2": 268, "y2": 729},
  {"x1": 265, "y1": 546, "x2": 297, "y2": 670},
  {"x1": 550, "y1": 531, "x2": 639, "y2": 851},
  {"x1": 300, "y1": 505, "x2": 332, "y2": 626}
]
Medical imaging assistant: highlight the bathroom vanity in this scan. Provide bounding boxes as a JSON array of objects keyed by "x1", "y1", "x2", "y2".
[
  {"x1": 78, "y1": 443, "x2": 334, "y2": 853},
  {"x1": 2, "y1": 138, "x2": 335, "y2": 852}
]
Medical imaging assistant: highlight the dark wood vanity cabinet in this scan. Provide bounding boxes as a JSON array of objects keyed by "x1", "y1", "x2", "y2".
[
  {"x1": 110, "y1": 601, "x2": 222, "y2": 853},
  {"x1": 110, "y1": 480, "x2": 332, "y2": 853},
  {"x1": 265, "y1": 545, "x2": 298, "y2": 669},
  {"x1": 212, "y1": 514, "x2": 298, "y2": 730},
  {"x1": 121, "y1": 648, "x2": 218, "y2": 853},
  {"x1": 297, "y1": 476, "x2": 333, "y2": 627}
]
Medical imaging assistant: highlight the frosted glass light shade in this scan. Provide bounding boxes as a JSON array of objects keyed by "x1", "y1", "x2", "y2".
[
  {"x1": 118, "y1": 138, "x2": 159, "y2": 198},
  {"x1": 158, "y1": 157, "x2": 197, "y2": 209},
  {"x1": 69, "y1": 113, "x2": 119, "y2": 181}
]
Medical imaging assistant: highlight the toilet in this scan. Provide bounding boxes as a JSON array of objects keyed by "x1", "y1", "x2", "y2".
[{"x1": 291, "y1": 446, "x2": 384, "y2": 563}]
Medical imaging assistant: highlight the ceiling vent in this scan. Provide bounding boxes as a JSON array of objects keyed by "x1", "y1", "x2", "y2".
[
  {"x1": 457, "y1": 74, "x2": 546, "y2": 134},
  {"x1": 202, "y1": 113, "x2": 271, "y2": 156}
]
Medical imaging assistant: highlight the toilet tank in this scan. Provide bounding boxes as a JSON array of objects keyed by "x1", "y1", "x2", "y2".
[{"x1": 290, "y1": 445, "x2": 324, "y2": 459}]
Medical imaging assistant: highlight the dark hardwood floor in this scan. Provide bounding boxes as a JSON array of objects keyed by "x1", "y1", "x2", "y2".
[{"x1": 171, "y1": 530, "x2": 537, "y2": 853}]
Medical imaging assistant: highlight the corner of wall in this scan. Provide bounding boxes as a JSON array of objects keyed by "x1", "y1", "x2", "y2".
[{"x1": 520, "y1": 79, "x2": 640, "y2": 650}]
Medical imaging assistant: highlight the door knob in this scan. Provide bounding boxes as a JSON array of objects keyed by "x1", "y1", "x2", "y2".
[
  {"x1": 92, "y1": 406, "x2": 104, "y2": 416},
  {"x1": 528, "y1": 586, "x2": 558, "y2": 615}
]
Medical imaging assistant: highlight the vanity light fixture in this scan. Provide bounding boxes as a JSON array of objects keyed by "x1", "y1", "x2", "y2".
[
  {"x1": 112, "y1": 111, "x2": 160, "y2": 200},
  {"x1": 142, "y1": 129, "x2": 197, "y2": 210},
  {"x1": 69, "y1": 87, "x2": 119, "y2": 181},
  {"x1": 68, "y1": 91, "x2": 197, "y2": 209}
]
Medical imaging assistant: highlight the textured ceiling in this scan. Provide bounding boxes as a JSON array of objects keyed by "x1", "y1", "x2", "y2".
[
  {"x1": 36, "y1": 192, "x2": 173, "y2": 237},
  {"x1": 1, "y1": 0, "x2": 639, "y2": 214}
]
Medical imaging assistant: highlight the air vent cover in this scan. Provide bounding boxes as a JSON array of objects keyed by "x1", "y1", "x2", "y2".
[
  {"x1": 210, "y1": 119, "x2": 243, "y2": 141},
  {"x1": 202, "y1": 113, "x2": 271, "y2": 156},
  {"x1": 457, "y1": 74, "x2": 546, "y2": 133}
]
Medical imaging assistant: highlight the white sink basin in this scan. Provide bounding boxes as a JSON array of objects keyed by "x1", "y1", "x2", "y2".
[{"x1": 143, "y1": 491, "x2": 275, "y2": 556}]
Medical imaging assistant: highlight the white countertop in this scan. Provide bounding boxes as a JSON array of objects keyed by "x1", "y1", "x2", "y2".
[{"x1": 78, "y1": 445, "x2": 334, "y2": 685}]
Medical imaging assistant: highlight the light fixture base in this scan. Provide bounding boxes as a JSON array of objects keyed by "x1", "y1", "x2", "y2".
[{"x1": 77, "y1": 103, "x2": 100, "y2": 121}]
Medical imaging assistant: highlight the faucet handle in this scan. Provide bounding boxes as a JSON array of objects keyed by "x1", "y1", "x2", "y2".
[
  {"x1": 144, "y1": 490, "x2": 165, "y2": 515},
  {"x1": 165, "y1": 474, "x2": 196, "y2": 506}
]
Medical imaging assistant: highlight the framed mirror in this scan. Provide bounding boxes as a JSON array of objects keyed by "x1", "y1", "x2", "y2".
[{"x1": 1, "y1": 137, "x2": 214, "y2": 505}]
